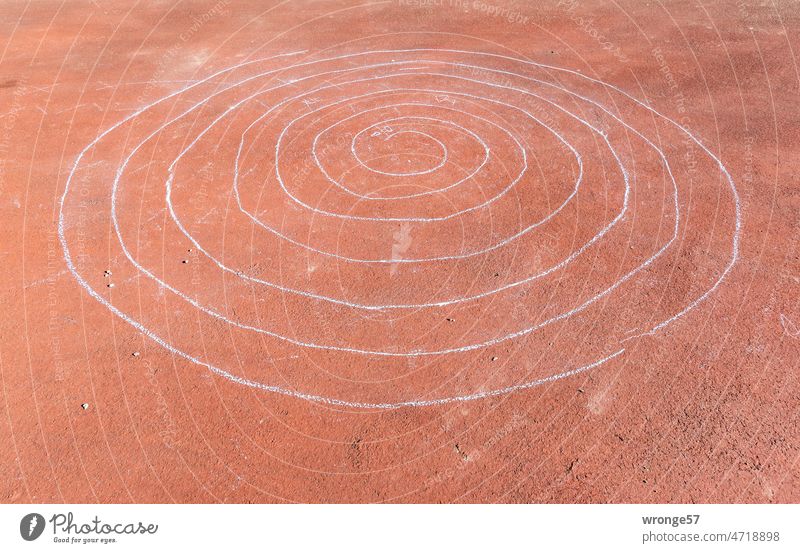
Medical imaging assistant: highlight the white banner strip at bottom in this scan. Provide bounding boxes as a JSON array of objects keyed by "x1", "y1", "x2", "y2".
[{"x1": 1, "y1": 504, "x2": 797, "y2": 552}]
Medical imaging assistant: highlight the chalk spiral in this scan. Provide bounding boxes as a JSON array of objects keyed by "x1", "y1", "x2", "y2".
[{"x1": 59, "y1": 49, "x2": 740, "y2": 409}]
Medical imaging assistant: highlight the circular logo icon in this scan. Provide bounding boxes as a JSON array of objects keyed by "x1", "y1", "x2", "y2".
[{"x1": 20, "y1": 513, "x2": 45, "y2": 541}]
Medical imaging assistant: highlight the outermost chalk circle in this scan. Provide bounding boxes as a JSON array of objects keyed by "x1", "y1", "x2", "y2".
[{"x1": 58, "y1": 48, "x2": 740, "y2": 409}]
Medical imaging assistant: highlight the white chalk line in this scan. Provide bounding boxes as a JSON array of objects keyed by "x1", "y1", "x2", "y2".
[
  {"x1": 168, "y1": 83, "x2": 628, "y2": 312},
  {"x1": 85, "y1": 54, "x2": 664, "y2": 357},
  {"x1": 321, "y1": 113, "x2": 492, "y2": 198},
  {"x1": 234, "y1": 76, "x2": 534, "y2": 223},
  {"x1": 275, "y1": 85, "x2": 529, "y2": 223},
  {"x1": 241, "y1": 94, "x2": 560, "y2": 261},
  {"x1": 111, "y1": 60, "x2": 662, "y2": 352},
  {"x1": 351, "y1": 128, "x2": 447, "y2": 176},
  {"x1": 58, "y1": 48, "x2": 740, "y2": 408},
  {"x1": 167, "y1": 74, "x2": 635, "y2": 312}
]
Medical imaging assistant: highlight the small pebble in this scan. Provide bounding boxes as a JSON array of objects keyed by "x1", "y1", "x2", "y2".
[
  {"x1": 104, "y1": 270, "x2": 112, "y2": 277},
  {"x1": 446, "y1": 317, "x2": 455, "y2": 322},
  {"x1": 132, "y1": 351, "x2": 140, "y2": 357},
  {"x1": 107, "y1": 283, "x2": 115, "y2": 288},
  {"x1": 181, "y1": 259, "x2": 189, "y2": 264},
  {"x1": 491, "y1": 356, "x2": 498, "y2": 362},
  {"x1": 81, "y1": 403, "x2": 89, "y2": 410}
]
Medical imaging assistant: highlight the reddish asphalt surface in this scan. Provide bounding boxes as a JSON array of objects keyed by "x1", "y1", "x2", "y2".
[{"x1": 0, "y1": 0, "x2": 798, "y2": 502}]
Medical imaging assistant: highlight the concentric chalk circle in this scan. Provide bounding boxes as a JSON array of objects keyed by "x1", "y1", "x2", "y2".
[{"x1": 58, "y1": 48, "x2": 740, "y2": 409}]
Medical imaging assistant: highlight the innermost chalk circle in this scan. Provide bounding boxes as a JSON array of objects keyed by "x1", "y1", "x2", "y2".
[
  {"x1": 351, "y1": 122, "x2": 447, "y2": 176},
  {"x1": 311, "y1": 108, "x2": 496, "y2": 203}
]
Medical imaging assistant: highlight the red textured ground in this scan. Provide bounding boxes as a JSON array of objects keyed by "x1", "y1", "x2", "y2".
[{"x1": 1, "y1": 0, "x2": 798, "y2": 503}]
